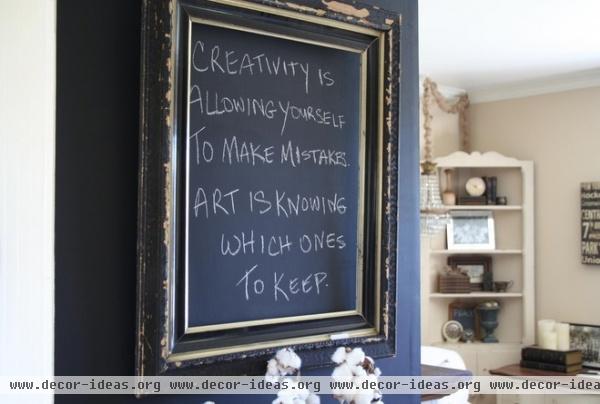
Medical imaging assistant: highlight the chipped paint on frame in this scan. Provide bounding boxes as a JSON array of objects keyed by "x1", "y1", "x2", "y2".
[
  {"x1": 321, "y1": 0, "x2": 369, "y2": 18},
  {"x1": 285, "y1": 1, "x2": 327, "y2": 16}
]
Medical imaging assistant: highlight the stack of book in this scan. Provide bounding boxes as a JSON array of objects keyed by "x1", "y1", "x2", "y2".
[{"x1": 520, "y1": 346, "x2": 583, "y2": 373}]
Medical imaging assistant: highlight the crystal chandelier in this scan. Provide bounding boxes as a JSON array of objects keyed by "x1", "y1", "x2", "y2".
[{"x1": 420, "y1": 160, "x2": 448, "y2": 235}]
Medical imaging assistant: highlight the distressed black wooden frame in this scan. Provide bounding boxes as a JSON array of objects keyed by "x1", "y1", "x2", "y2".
[{"x1": 137, "y1": 0, "x2": 401, "y2": 376}]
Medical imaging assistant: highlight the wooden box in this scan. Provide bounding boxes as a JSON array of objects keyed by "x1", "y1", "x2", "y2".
[{"x1": 439, "y1": 272, "x2": 471, "y2": 293}]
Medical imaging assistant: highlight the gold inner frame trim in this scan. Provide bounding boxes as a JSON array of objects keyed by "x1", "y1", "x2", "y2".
[
  {"x1": 169, "y1": 327, "x2": 378, "y2": 362},
  {"x1": 185, "y1": 310, "x2": 360, "y2": 334},
  {"x1": 183, "y1": 17, "x2": 370, "y2": 334}
]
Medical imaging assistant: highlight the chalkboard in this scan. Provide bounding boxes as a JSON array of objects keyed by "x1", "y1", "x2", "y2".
[
  {"x1": 581, "y1": 182, "x2": 600, "y2": 265},
  {"x1": 137, "y1": 0, "x2": 400, "y2": 375},
  {"x1": 185, "y1": 21, "x2": 362, "y2": 329}
]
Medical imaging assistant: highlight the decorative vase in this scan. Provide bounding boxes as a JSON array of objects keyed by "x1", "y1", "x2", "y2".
[{"x1": 477, "y1": 306, "x2": 500, "y2": 343}]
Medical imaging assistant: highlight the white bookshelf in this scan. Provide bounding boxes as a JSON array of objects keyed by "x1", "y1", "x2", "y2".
[
  {"x1": 430, "y1": 292, "x2": 523, "y2": 299},
  {"x1": 421, "y1": 151, "x2": 535, "y2": 377},
  {"x1": 442, "y1": 205, "x2": 522, "y2": 211},
  {"x1": 430, "y1": 249, "x2": 523, "y2": 256}
]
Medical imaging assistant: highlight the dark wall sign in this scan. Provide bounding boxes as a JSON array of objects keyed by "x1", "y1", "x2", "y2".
[
  {"x1": 137, "y1": 0, "x2": 401, "y2": 376},
  {"x1": 581, "y1": 182, "x2": 600, "y2": 265}
]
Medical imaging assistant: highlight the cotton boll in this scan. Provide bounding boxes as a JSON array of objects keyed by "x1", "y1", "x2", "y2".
[
  {"x1": 282, "y1": 379, "x2": 305, "y2": 396},
  {"x1": 265, "y1": 360, "x2": 281, "y2": 382},
  {"x1": 267, "y1": 358, "x2": 279, "y2": 374},
  {"x1": 281, "y1": 378, "x2": 298, "y2": 391},
  {"x1": 265, "y1": 374, "x2": 280, "y2": 383},
  {"x1": 334, "y1": 392, "x2": 355, "y2": 403},
  {"x1": 351, "y1": 375, "x2": 370, "y2": 398},
  {"x1": 276, "y1": 348, "x2": 302, "y2": 370},
  {"x1": 351, "y1": 365, "x2": 367, "y2": 377},
  {"x1": 306, "y1": 393, "x2": 320, "y2": 404},
  {"x1": 331, "y1": 363, "x2": 353, "y2": 380},
  {"x1": 331, "y1": 346, "x2": 348, "y2": 364},
  {"x1": 274, "y1": 383, "x2": 297, "y2": 403},
  {"x1": 331, "y1": 367, "x2": 354, "y2": 402},
  {"x1": 330, "y1": 346, "x2": 384, "y2": 404},
  {"x1": 274, "y1": 379, "x2": 314, "y2": 404},
  {"x1": 266, "y1": 348, "x2": 322, "y2": 404},
  {"x1": 362, "y1": 356, "x2": 375, "y2": 373},
  {"x1": 267, "y1": 349, "x2": 302, "y2": 382},
  {"x1": 366, "y1": 373, "x2": 379, "y2": 384},
  {"x1": 352, "y1": 391, "x2": 375, "y2": 404},
  {"x1": 345, "y1": 348, "x2": 365, "y2": 366},
  {"x1": 293, "y1": 386, "x2": 310, "y2": 401}
]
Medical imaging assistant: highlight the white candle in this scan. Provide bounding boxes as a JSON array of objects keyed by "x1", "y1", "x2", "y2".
[
  {"x1": 556, "y1": 323, "x2": 570, "y2": 351},
  {"x1": 540, "y1": 331, "x2": 558, "y2": 350},
  {"x1": 538, "y1": 319, "x2": 556, "y2": 347}
]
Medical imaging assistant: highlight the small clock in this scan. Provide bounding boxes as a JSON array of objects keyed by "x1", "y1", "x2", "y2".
[{"x1": 465, "y1": 177, "x2": 486, "y2": 197}]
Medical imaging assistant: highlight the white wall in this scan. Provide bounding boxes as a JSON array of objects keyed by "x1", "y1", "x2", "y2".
[{"x1": 0, "y1": 1, "x2": 55, "y2": 402}]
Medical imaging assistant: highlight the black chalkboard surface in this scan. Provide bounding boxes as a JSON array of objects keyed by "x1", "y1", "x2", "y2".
[{"x1": 186, "y1": 22, "x2": 362, "y2": 329}]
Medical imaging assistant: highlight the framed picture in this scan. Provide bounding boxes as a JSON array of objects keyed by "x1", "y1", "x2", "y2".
[
  {"x1": 581, "y1": 182, "x2": 600, "y2": 265},
  {"x1": 448, "y1": 301, "x2": 480, "y2": 341},
  {"x1": 447, "y1": 210, "x2": 495, "y2": 250},
  {"x1": 448, "y1": 255, "x2": 492, "y2": 291},
  {"x1": 136, "y1": 0, "x2": 401, "y2": 376},
  {"x1": 570, "y1": 323, "x2": 600, "y2": 369}
]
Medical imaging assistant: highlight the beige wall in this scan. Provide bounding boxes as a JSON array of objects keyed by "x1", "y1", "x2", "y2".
[{"x1": 469, "y1": 87, "x2": 600, "y2": 325}]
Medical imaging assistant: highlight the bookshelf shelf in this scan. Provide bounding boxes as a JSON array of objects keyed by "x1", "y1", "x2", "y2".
[
  {"x1": 430, "y1": 292, "x2": 523, "y2": 299},
  {"x1": 442, "y1": 205, "x2": 522, "y2": 211},
  {"x1": 432, "y1": 341, "x2": 522, "y2": 349},
  {"x1": 430, "y1": 249, "x2": 523, "y2": 255}
]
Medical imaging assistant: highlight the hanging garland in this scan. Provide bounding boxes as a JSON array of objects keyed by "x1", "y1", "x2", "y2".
[{"x1": 421, "y1": 77, "x2": 470, "y2": 165}]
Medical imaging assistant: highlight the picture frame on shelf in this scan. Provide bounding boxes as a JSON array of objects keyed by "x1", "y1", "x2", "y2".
[
  {"x1": 570, "y1": 323, "x2": 600, "y2": 369},
  {"x1": 447, "y1": 210, "x2": 495, "y2": 250},
  {"x1": 448, "y1": 301, "x2": 480, "y2": 342},
  {"x1": 447, "y1": 255, "x2": 492, "y2": 292}
]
